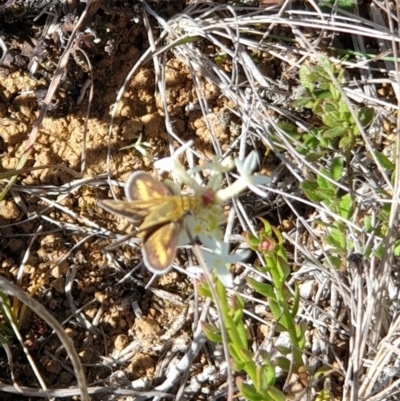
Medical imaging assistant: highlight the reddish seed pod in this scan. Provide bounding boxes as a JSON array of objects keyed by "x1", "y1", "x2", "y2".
[{"x1": 201, "y1": 188, "x2": 215, "y2": 206}]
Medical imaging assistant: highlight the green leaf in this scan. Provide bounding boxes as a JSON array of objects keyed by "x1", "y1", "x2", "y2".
[
  {"x1": 259, "y1": 217, "x2": 273, "y2": 236},
  {"x1": 237, "y1": 380, "x2": 265, "y2": 401},
  {"x1": 312, "y1": 98, "x2": 324, "y2": 114},
  {"x1": 314, "y1": 187, "x2": 336, "y2": 201},
  {"x1": 277, "y1": 346, "x2": 292, "y2": 357},
  {"x1": 326, "y1": 227, "x2": 346, "y2": 252},
  {"x1": 244, "y1": 231, "x2": 260, "y2": 250},
  {"x1": 269, "y1": 299, "x2": 285, "y2": 326},
  {"x1": 314, "y1": 89, "x2": 334, "y2": 99},
  {"x1": 337, "y1": 99, "x2": 349, "y2": 114},
  {"x1": 259, "y1": 349, "x2": 272, "y2": 363},
  {"x1": 303, "y1": 134, "x2": 321, "y2": 151},
  {"x1": 324, "y1": 255, "x2": 342, "y2": 270},
  {"x1": 279, "y1": 122, "x2": 299, "y2": 137},
  {"x1": 239, "y1": 348, "x2": 257, "y2": 366},
  {"x1": 276, "y1": 255, "x2": 290, "y2": 283},
  {"x1": 247, "y1": 278, "x2": 277, "y2": 301},
  {"x1": 201, "y1": 322, "x2": 222, "y2": 342},
  {"x1": 378, "y1": 203, "x2": 391, "y2": 221},
  {"x1": 363, "y1": 215, "x2": 372, "y2": 232},
  {"x1": 271, "y1": 226, "x2": 284, "y2": 246},
  {"x1": 231, "y1": 301, "x2": 244, "y2": 323},
  {"x1": 314, "y1": 364, "x2": 333, "y2": 378},
  {"x1": 292, "y1": 97, "x2": 315, "y2": 108},
  {"x1": 319, "y1": 0, "x2": 355, "y2": 13},
  {"x1": 255, "y1": 365, "x2": 266, "y2": 392},
  {"x1": 316, "y1": 388, "x2": 334, "y2": 401},
  {"x1": 339, "y1": 193, "x2": 353, "y2": 219},
  {"x1": 320, "y1": 136, "x2": 332, "y2": 148},
  {"x1": 305, "y1": 151, "x2": 326, "y2": 162},
  {"x1": 256, "y1": 366, "x2": 273, "y2": 393},
  {"x1": 228, "y1": 343, "x2": 244, "y2": 370},
  {"x1": 338, "y1": 135, "x2": 354, "y2": 149},
  {"x1": 296, "y1": 321, "x2": 307, "y2": 349},
  {"x1": 266, "y1": 386, "x2": 286, "y2": 401},
  {"x1": 330, "y1": 157, "x2": 344, "y2": 181},
  {"x1": 198, "y1": 279, "x2": 212, "y2": 298},
  {"x1": 236, "y1": 324, "x2": 248, "y2": 350},
  {"x1": 337, "y1": 0, "x2": 355, "y2": 12},
  {"x1": 316, "y1": 168, "x2": 332, "y2": 189},
  {"x1": 299, "y1": 65, "x2": 314, "y2": 91},
  {"x1": 275, "y1": 322, "x2": 288, "y2": 333},
  {"x1": 374, "y1": 243, "x2": 385, "y2": 259},
  {"x1": 323, "y1": 101, "x2": 338, "y2": 113},
  {"x1": 322, "y1": 114, "x2": 340, "y2": 128},
  {"x1": 325, "y1": 235, "x2": 346, "y2": 253},
  {"x1": 394, "y1": 240, "x2": 400, "y2": 257},
  {"x1": 351, "y1": 124, "x2": 360, "y2": 136},
  {"x1": 231, "y1": 300, "x2": 248, "y2": 350},
  {"x1": 358, "y1": 107, "x2": 373, "y2": 127},
  {"x1": 291, "y1": 283, "x2": 300, "y2": 317},
  {"x1": 300, "y1": 180, "x2": 323, "y2": 202},
  {"x1": 373, "y1": 150, "x2": 395, "y2": 171},
  {"x1": 275, "y1": 356, "x2": 291, "y2": 371},
  {"x1": 259, "y1": 351, "x2": 276, "y2": 386},
  {"x1": 329, "y1": 198, "x2": 342, "y2": 214}
]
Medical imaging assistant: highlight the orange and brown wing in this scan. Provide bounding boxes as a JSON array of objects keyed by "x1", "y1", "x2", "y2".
[
  {"x1": 125, "y1": 171, "x2": 172, "y2": 202},
  {"x1": 142, "y1": 221, "x2": 181, "y2": 273}
]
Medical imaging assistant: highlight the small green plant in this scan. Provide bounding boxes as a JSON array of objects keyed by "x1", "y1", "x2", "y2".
[
  {"x1": 213, "y1": 52, "x2": 228, "y2": 66},
  {"x1": 299, "y1": 150, "x2": 396, "y2": 266},
  {"x1": 119, "y1": 133, "x2": 154, "y2": 160},
  {"x1": 300, "y1": 157, "x2": 354, "y2": 268},
  {"x1": 280, "y1": 58, "x2": 372, "y2": 229},
  {"x1": 284, "y1": 56, "x2": 373, "y2": 160},
  {"x1": 200, "y1": 277, "x2": 287, "y2": 401},
  {"x1": 276, "y1": 57, "x2": 376, "y2": 267},
  {"x1": 200, "y1": 220, "x2": 308, "y2": 401},
  {"x1": 246, "y1": 219, "x2": 306, "y2": 371},
  {"x1": 0, "y1": 283, "x2": 38, "y2": 345}
]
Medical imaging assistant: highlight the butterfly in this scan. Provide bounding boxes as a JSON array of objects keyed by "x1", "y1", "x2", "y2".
[{"x1": 98, "y1": 171, "x2": 198, "y2": 273}]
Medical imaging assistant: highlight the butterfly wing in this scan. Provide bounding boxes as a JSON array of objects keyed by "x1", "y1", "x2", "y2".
[
  {"x1": 125, "y1": 171, "x2": 172, "y2": 202},
  {"x1": 142, "y1": 221, "x2": 181, "y2": 273}
]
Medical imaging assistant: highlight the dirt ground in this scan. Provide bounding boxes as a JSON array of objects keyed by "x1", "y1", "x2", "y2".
[{"x1": 0, "y1": 1, "x2": 287, "y2": 399}]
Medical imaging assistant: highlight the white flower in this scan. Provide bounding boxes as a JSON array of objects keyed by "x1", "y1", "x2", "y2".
[
  {"x1": 154, "y1": 146, "x2": 204, "y2": 191},
  {"x1": 216, "y1": 151, "x2": 271, "y2": 202},
  {"x1": 202, "y1": 155, "x2": 234, "y2": 176},
  {"x1": 200, "y1": 237, "x2": 250, "y2": 288},
  {"x1": 184, "y1": 210, "x2": 224, "y2": 244},
  {"x1": 152, "y1": 147, "x2": 265, "y2": 288}
]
